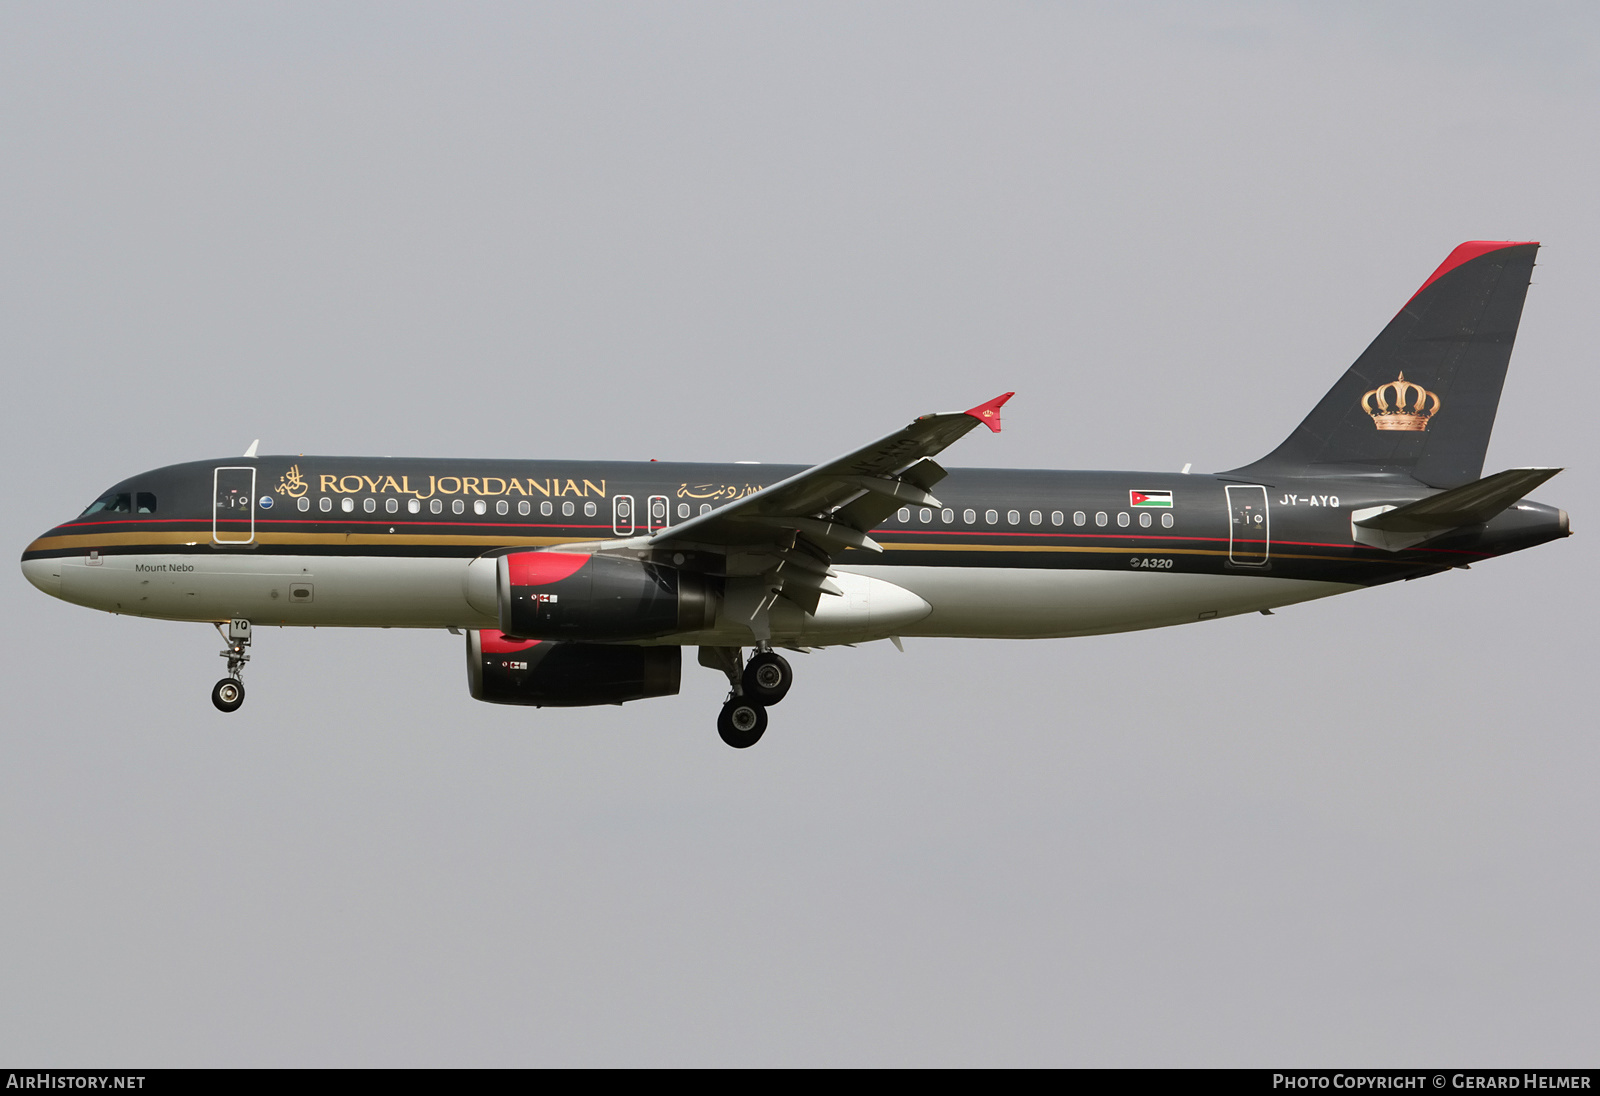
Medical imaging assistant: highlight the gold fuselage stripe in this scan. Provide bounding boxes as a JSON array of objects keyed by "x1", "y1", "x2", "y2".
[{"x1": 23, "y1": 528, "x2": 1364, "y2": 565}]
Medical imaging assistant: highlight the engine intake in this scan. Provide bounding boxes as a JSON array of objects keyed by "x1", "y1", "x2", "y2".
[
  {"x1": 467, "y1": 630, "x2": 680, "y2": 707},
  {"x1": 496, "y1": 551, "x2": 710, "y2": 641}
]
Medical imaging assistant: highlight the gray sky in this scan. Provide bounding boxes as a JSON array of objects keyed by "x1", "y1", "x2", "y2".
[{"x1": 2, "y1": 1, "x2": 1596, "y2": 1066}]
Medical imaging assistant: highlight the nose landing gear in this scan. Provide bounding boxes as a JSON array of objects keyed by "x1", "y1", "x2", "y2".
[{"x1": 211, "y1": 618, "x2": 251, "y2": 713}]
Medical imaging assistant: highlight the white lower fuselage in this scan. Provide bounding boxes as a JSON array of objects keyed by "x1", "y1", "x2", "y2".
[{"x1": 22, "y1": 551, "x2": 1357, "y2": 644}]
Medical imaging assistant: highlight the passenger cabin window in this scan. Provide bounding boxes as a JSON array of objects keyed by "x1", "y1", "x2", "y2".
[
  {"x1": 678, "y1": 503, "x2": 690, "y2": 519},
  {"x1": 1074, "y1": 511, "x2": 1086, "y2": 526},
  {"x1": 474, "y1": 500, "x2": 487, "y2": 515},
  {"x1": 1029, "y1": 510, "x2": 1041, "y2": 525},
  {"x1": 297, "y1": 497, "x2": 310, "y2": 512},
  {"x1": 1117, "y1": 512, "x2": 1130, "y2": 527},
  {"x1": 363, "y1": 498, "x2": 376, "y2": 513},
  {"x1": 409, "y1": 499, "x2": 422, "y2": 514},
  {"x1": 963, "y1": 509, "x2": 976, "y2": 523},
  {"x1": 699, "y1": 503, "x2": 711, "y2": 515},
  {"x1": 452, "y1": 499, "x2": 465, "y2": 515},
  {"x1": 496, "y1": 500, "x2": 508, "y2": 516},
  {"x1": 541, "y1": 501, "x2": 553, "y2": 517},
  {"x1": 985, "y1": 509, "x2": 998, "y2": 524},
  {"x1": 1162, "y1": 513, "x2": 1174, "y2": 529},
  {"x1": 1095, "y1": 512, "x2": 1107, "y2": 526},
  {"x1": 920, "y1": 508, "x2": 932, "y2": 523},
  {"x1": 431, "y1": 499, "x2": 444, "y2": 515},
  {"x1": 341, "y1": 498, "x2": 355, "y2": 513},
  {"x1": 941, "y1": 509, "x2": 953, "y2": 523},
  {"x1": 562, "y1": 501, "x2": 575, "y2": 517},
  {"x1": 897, "y1": 507, "x2": 911, "y2": 523},
  {"x1": 1051, "y1": 511, "x2": 1063, "y2": 526},
  {"x1": 1007, "y1": 510, "x2": 1020, "y2": 525},
  {"x1": 584, "y1": 501, "x2": 597, "y2": 517},
  {"x1": 518, "y1": 500, "x2": 530, "y2": 516},
  {"x1": 386, "y1": 498, "x2": 398, "y2": 514},
  {"x1": 1139, "y1": 512, "x2": 1151, "y2": 528},
  {"x1": 83, "y1": 493, "x2": 132, "y2": 515},
  {"x1": 320, "y1": 497, "x2": 333, "y2": 512}
]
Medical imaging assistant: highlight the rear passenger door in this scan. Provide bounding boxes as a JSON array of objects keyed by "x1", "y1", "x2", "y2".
[{"x1": 1225, "y1": 485, "x2": 1269, "y2": 565}]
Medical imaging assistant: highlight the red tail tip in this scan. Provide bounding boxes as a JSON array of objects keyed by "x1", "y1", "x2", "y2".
[
  {"x1": 964, "y1": 392, "x2": 1015, "y2": 433},
  {"x1": 1407, "y1": 240, "x2": 1540, "y2": 306}
]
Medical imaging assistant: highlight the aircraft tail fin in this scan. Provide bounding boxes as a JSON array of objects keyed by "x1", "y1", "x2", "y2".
[{"x1": 1228, "y1": 241, "x2": 1539, "y2": 487}]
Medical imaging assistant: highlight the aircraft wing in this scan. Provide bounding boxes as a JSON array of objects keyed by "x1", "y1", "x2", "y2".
[{"x1": 646, "y1": 393, "x2": 1013, "y2": 613}]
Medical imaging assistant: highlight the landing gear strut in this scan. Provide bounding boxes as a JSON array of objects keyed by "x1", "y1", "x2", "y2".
[
  {"x1": 700, "y1": 646, "x2": 794, "y2": 748},
  {"x1": 212, "y1": 618, "x2": 251, "y2": 713}
]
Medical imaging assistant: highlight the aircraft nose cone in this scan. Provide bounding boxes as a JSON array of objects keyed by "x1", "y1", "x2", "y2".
[{"x1": 20, "y1": 556, "x2": 63, "y2": 597}]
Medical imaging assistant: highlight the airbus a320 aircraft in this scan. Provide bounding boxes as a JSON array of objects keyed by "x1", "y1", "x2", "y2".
[{"x1": 21, "y1": 242, "x2": 1570, "y2": 747}]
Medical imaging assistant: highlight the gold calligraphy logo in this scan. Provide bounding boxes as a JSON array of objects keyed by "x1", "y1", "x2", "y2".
[
  {"x1": 273, "y1": 465, "x2": 309, "y2": 498},
  {"x1": 676, "y1": 482, "x2": 763, "y2": 501}
]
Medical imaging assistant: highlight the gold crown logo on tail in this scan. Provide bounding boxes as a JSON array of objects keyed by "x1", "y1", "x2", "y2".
[{"x1": 1362, "y1": 372, "x2": 1440, "y2": 432}]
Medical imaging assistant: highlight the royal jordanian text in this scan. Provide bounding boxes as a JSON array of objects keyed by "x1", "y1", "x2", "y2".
[{"x1": 314, "y1": 474, "x2": 607, "y2": 501}]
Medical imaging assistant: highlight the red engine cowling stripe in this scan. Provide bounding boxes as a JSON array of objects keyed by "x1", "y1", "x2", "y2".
[
  {"x1": 479, "y1": 629, "x2": 543, "y2": 653},
  {"x1": 505, "y1": 551, "x2": 591, "y2": 586}
]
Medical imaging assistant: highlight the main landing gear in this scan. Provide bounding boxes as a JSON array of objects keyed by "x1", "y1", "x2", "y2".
[
  {"x1": 211, "y1": 618, "x2": 251, "y2": 713},
  {"x1": 702, "y1": 647, "x2": 793, "y2": 748}
]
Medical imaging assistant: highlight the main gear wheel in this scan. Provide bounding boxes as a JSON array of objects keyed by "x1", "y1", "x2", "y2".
[
  {"x1": 741, "y1": 651, "x2": 793, "y2": 706},
  {"x1": 717, "y1": 697, "x2": 768, "y2": 748}
]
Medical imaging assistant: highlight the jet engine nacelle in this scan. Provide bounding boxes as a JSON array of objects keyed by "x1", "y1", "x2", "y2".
[
  {"x1": 495, "y1": 551, "x2": 711, "y2": 641},
  {"x1": 467, "y1": 629, "x2": 681, "y2": 707}
]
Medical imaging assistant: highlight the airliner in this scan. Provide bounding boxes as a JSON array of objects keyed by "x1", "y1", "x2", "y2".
[{"x1": 20, "y1": 241, "x2": 1570, "y2": 746}]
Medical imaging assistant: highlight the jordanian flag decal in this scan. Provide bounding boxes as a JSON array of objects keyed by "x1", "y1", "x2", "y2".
[{"x1": 1129, "y1": 490, "x2": 1173, "y2": 508}]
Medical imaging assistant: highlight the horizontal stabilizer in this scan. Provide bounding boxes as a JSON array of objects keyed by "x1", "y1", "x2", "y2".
[{"x1": 1351, "y1": 467, "x2": 1561, "y2": 551}]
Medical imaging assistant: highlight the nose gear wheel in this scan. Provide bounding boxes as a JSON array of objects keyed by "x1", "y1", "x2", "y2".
[{"x1": 211, "y1": 679, "x2": 245, "y2": 713}]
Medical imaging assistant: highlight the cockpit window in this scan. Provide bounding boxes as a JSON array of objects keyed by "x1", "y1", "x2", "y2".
[
  {"x1": 136, "y1": 492, "x2": 157, "y2": 514},
  {"x1": 82, "y1": 493, "x2": 132, "y2": 516}
]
